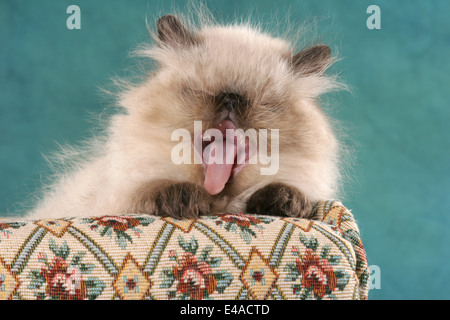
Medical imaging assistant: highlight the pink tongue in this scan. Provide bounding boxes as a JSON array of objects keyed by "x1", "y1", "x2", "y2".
[
  {"x1": 204, "y1": 139, "x2": 236, "y2": 195},
  {"x1": 204, "y1": 139, "x2": 237, "y2": 195}
]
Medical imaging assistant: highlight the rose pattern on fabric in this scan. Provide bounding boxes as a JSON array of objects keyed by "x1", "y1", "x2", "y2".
[
  {"x1": 81, "y1": 215, "x2": 154, "y2": 249},
  {"x1": 219, "y1": 214, "x2": 261, "y2": 227},
  {"x1": 172, "y1": 252, "x2": 217, "y2": 300},
  {"x1": 210, "y1": 214, "x2": 274, "y2": 243},
  {"x1": 27, "y1": 238, "x2": 105, "y2": 300},
  {"x1": 284, "y1": 232, "x2": 350, "y2": 299},
  {"x1": 160, "y1": 235, "x2": 233, "y2": 300},
  {"x1": 296, "y1": 248, "x2": 338, "y2": 298},
  {"x1": 40, "y1": 256, "x2": 87, "y2": 300},
  {"x1": 95, "y1": 216, "x2": 140, "y2": 230},
  {"x1": 2, "y1": 201, "x2": 369, "y2": 300},
  {"x1": 0, "y1": 222, "x2": 26, "y2": 243}
]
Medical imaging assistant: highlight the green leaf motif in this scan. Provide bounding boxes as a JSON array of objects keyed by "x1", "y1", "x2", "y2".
[
  {"x1": 99, "y1": 226, "x2": 111, "y2": 237},
  {"x1": 137, "y1": 216, "x2": 155, "y2": 226},
  {"x1": 116, "y1": 235, "x2": 128, "y2": 250},
  {"x1": 160, "y1": 268, "x2": 176, "y2": 289},
  {"x1": 213, "y1": 270, "x2": 234, "y2": 294},
  {"x1": 49, "y1": 238, "x2": 70, "y2": 260},
  {"x1": 121, "y1": 231, "x2": 134, "y2": 244},
  {"x1": 241, "y1": 228, "x2": 256, "y2": 244},
  {"x1": 199, "y1": 245, "x2": 213, "y2": 262},
  {"x1": 178, "y1": 235, "x2": 198, "y2": 255},
  {"x1": 334, "y1": 269, "x2": 350, "y2": 291},
  {"x1": 320, "y1": 244, "x2": 331, "y2": 259},
  {"x1": 26, "y1": 270, "x2": 44, "y2": 290},
  {"x1": 115, "y1": 231, "x2": 134, "y2": 250},
  {"x1": 70, "y1": 251, "x2": 86, "y2": 266},
  {"x1": 79, "y1": 263, "x2": 95, "y2": 274},
  {"x1": 35, "y1": 292, "x2": 46, "y2": 300},
  {"x1": 298, "y1": 233, "x2": 318, "y2": 251},
  {"x1": 85, "y1": 277, "x2": 106, "y2": 300},
  {"x1": 327, "y1": 255, "x2": 342, "y2": 266},
  {"x1": 205, "y1": 256, "x2": 222, "y2": 268},
  {"x1": 284, "y1": 263, "x2": 300, "y2": 282},
  {"x1": 300, "y1": 288, "x2": 313, "y2": 300}
]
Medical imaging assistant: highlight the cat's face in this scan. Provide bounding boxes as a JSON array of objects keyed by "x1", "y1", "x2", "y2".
[{"x1": 120, "y1": 15, "x2": 340, "y2": 198}]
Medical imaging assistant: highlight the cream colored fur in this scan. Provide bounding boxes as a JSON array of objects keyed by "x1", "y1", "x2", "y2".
[{"x1": 25, "y1": 15, "x2": 344, "y2": 220}]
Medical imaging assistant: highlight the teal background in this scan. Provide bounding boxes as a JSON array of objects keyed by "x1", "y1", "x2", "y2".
[{"x1": 1, "y1": 0, "x2": 449, "y2": 299}]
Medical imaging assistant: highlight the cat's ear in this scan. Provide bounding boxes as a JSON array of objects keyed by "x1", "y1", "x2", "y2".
[
  {"x1": 291, "y1": 44, "x2": 332, "y2": 75},
  {"x1": 157, "y1": 15, "x2": 197, "y2": 47}
]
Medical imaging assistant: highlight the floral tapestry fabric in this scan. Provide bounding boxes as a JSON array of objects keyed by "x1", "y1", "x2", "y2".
[{"x1": 0, "y1": 200, "x2": 369, "y2": 300}]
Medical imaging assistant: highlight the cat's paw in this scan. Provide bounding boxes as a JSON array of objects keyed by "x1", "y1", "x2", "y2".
[
  {"x1": 130, "y1": 181, "x2": 211, "y2": 219},
  {"x1": 154, "y1": 182, "x2": 212, "y2": 219},
  {"x1": 246, "y1": 183, "x2": 312, "y2": 218}
]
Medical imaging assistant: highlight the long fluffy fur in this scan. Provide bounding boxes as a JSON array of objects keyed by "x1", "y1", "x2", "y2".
[{"x1": 24, "y1": 9, "x2": 347, "y2": 220}]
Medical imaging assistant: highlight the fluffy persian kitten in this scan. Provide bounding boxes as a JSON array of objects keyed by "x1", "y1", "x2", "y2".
[{"x1": 27, "y1": 14, "x2": 344, "y2": 220}]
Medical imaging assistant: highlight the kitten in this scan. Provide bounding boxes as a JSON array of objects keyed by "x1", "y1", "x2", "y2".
[{"x1": 27, "y1": 14, "x2": 343, "y2": 220}]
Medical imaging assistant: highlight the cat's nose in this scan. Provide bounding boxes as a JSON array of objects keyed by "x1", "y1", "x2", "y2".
[
  {"x1": 216, "y1": 92, "x2": 245, "y2": 112},
  {"x1": 223, "y1": 98, "x2": 236, "y2": 111}
]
